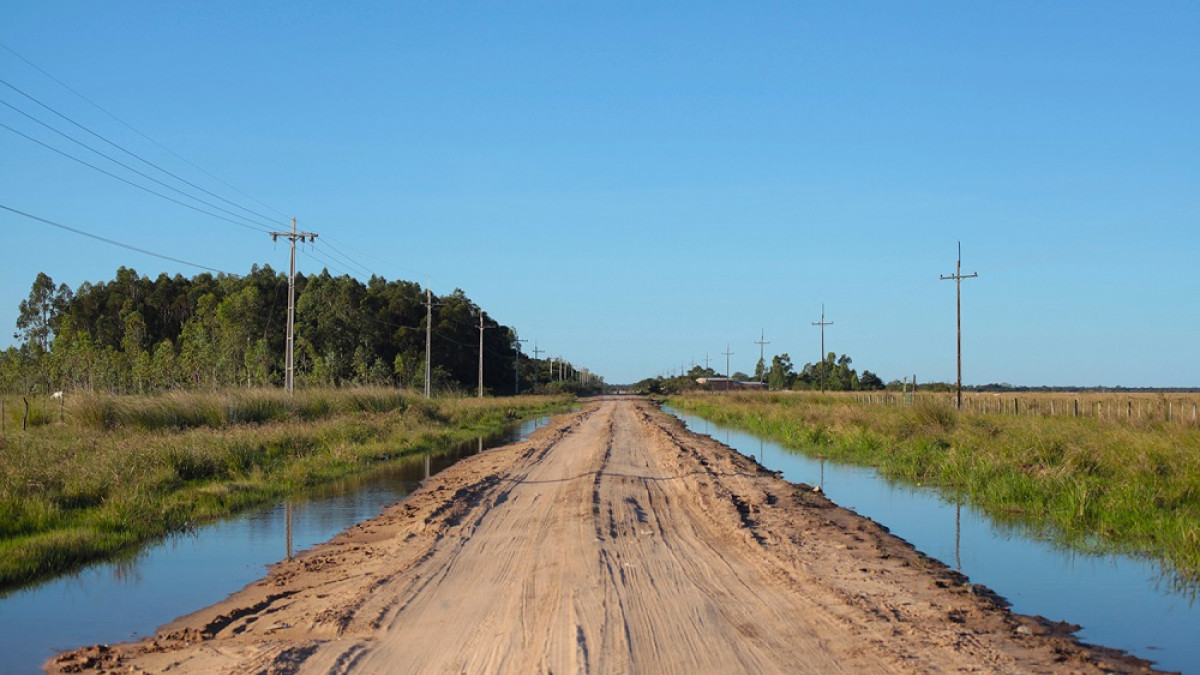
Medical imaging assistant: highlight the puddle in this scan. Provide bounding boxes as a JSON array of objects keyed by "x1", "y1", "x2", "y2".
[
  {"x1": 666, "y1": 407, "x2": 1198, "y2": 674},
  {"x1": 0, "y1": 415, "x2": 552, "y2": 674}
]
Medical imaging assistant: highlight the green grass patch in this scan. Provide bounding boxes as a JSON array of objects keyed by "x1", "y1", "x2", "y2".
[
  {"x1": 0, "y1": 388, "x2": 572, "y2": 589},
  {"x1": 666, "y1": 392, "x2": 1200, "y2": 585}
]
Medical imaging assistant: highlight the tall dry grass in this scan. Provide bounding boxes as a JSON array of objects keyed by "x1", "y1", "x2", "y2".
[{"x1": 0, "y1": 388, "x2": 573, "y2": 589}]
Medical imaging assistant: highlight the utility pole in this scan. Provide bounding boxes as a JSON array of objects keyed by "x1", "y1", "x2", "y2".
[
  {"x1": 723, "y1": 343, "x2": 734, "y2": 392},
  {"x1": 423, "y1": 287, "x2": 441, "y2": 399},
  {"x1": 754, "y1": 329, "x2": 771, "y2": 384},
  {"x1": 812, "y1": 304, "x2": 833, "y2": 393},
  {"x1": 478, "y1": 313, "x2": 494, "y2": 397},
  {"x1": 940, "y1": 241, "x2": 978, "y2": 410},
  {"x1": 531, "y1": 342, "x2": 544, "y2": 390},
  {"x1": 270, "y1": 217, "x2": 317, "y2": 394},
  {"x1": 513, "y1": 334, "x2": 527, "y2": 395},
  {"x1": 702, "y1": 352, "x2": 712, "y2": 371}
]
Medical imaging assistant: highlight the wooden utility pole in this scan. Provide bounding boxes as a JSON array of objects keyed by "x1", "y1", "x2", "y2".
[
  {"x1": 754, "y1": 329, "x2": 771, "y2": 384},
  {"x1": 812, "y1": 304, "x2": 833, "y2": 393},
  {"x1": 423, "y1": 287, "x2": 443, "y2": 399},
  {"x1": 270, "y1": 217, "x2": 317, "y2": 394},
  {"x1": 477, "y1": 313, "x2": 492, "y2": 397},
  {"x1": 513, "y1": 334, "x2": 527, "y2": 395},
  {"x1": 723, "y1": 343, "x2": 734, "y2": 392},
  {"x1": 424, "y1": 288, "x2": 433, "y2": 398},
  {"x1": 940, "y1": 241, "x2": 978, "y2": 410},
  {"x1": 531, "y1": 342, "x2": 544, "y2": 390}
]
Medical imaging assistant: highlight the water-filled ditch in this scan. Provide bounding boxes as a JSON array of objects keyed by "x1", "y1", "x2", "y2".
[
  {"x1": 666, "y1": 407, "x2": 1198, "y2": 674},
  {"x1": 0, "y1": 415, "x2": 552, "y2": 674}
]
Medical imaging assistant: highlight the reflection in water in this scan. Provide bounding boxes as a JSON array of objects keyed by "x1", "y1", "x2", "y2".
[
  {"x1": 665, "y1": 407, "x2": 1198, "y2": 674},
  {"x1": 286, "y1": 502, "x2": 294, "y2": 561},
  {"x1": 954, "y1": 499, "x2": 961, "y2": 572},
  {"x1": 0, "y1": 414, "x2": 554, "y2": 675}
]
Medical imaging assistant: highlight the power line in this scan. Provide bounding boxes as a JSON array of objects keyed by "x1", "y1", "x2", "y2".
[
  {"x1": 940, "y1": 241, "x2": 979, "y2": 410},
  {"x1": 314, "y1": 232, "x2": 436, "y2": 286},
  {"x1": 0, "y1": 120, "x2": 272, "y2": 233},
  {"x1": 0, "y1": 96, "x2": 275, "y2": 232},
  {"x1": 315, "y1": 239, "x2": 375, "y2": 278},
  {"x1": 812, "y1": 304, "x2": 833, "y2": 393},
  {"x1": 722, "y1": 343, "x2": 734, "y2": 392},
  {"x1": 270, "y1": 218, "x2": 318, "y2": 394},
  {"x1": 0, "y1": 203, "x2": 236, "y2": 275},
  {"x1": 0, "y1": 44, "x2": 287, "y2": 222},
  {"x1": 754, "y1": 329, "x2": 770, "y2": 384}
]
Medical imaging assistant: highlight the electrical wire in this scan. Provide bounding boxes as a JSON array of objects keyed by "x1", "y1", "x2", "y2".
[
  {"x1": 0, "y1": 203, "x2": 238, "y2": 275},
  {"x1": 317, "y1": 232, "x2": 438, "y2": 286},
  {"x1": 0, "y1": 53, "x2": 287, "y2": 225},
  {"x1": 316, "y1": 239, "x2": 376, "y2": 278},
  {"x1": 0, "y1": 120, "x2": 272, "y2": 234},
  {"x1": 0, "y1": 97, "x2": 276, "y2": 232}
]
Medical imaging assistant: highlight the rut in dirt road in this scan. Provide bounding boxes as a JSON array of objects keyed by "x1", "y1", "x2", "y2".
[
  {"x1": 51, "y1": 398, "x2": 1157, "y2": 675},
  {"x1": 342, "y1": 399, "x2": 861, "y2": 673}
]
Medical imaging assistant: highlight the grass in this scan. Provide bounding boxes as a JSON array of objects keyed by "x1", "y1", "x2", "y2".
[
  {"x1": 0, "y1": 388, "x2": 573, "y2": 590},
  {"x1": 666, "y1": 391, "x2": 1200, "y2": 585}
]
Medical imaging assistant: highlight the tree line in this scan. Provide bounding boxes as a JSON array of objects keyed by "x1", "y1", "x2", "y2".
[
  {"x1": 635, "y1": 353, "x2": 887, "y2": 394},
  {"x1": 2, "y1": 267, "x2": 594, "y2": 396}
]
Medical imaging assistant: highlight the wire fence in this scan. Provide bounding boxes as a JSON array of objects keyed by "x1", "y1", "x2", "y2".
[{"x1": 851, "y1": 391, "x2": 1200, "y2": 427}]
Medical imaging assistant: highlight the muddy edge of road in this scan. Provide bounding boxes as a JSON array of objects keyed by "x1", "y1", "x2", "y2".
[{"x1": 51, "y1": 397, "x2": 1163, "y2": 674}]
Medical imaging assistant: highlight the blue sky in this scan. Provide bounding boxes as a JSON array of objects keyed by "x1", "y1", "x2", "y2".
[{"x1": 2, "y1": 2, "x2": 1197, "y2": 386}]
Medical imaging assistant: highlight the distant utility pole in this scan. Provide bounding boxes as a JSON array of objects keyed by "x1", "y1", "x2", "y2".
[
  {"x1": 531, "y1": 342, "x2": 544, "y2": 390},
  {"x1": 478, "y1": 313, "x2": 494, "y2": 397},
  {"x1": 270, "y1": 217, "x2": 317, "y2": 394},
  {"x1": 703, "y1": 352, "x2": 712, "y2": 370},
  {"x1": 423, "y1": 287, "x2": 442, "y2": 399},
  {"x1": 513, "y1": 334, "x2": 527, "y2": 395},
  {"x1": 812, "y1": 304, "x2": 833, "y2": 393},
  {"x1": 754, "y1": 329, "x2": 771, "y2": 384},
  {"x1": 940, "y1": 241, "x2": 979, "y2": 410},
  {"x1": 723, "y1": 343, "x2": 734, "y2": 392}
]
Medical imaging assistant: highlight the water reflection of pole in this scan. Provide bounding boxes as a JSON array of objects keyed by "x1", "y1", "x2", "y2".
[
  {"x1": 478, "y1": 437, "x2": 483, "y2": 454},
  {"x1": 819, "y1": 456, "x2": 825, "y2": 490},
  {"x1": 285, "y1": 501, "x2": 293, "y2": 560},
  {"x1": 954, "y1": 498, "x2": 962, "y2": 571},
  {"x1": 424, "y1": 454, "x2": 431, "y2": 479}
]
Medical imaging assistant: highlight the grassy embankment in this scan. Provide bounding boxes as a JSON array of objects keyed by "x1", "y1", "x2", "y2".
[
  {"x1": 666, "y1": 392, "x2": 1200, "y2": 584},
  {"x1": 0, "y1": 388, "x2": 573, "y2": 590}
]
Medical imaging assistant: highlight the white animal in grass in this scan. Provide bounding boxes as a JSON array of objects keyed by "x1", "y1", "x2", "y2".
[{"x1": 50, "y1": 391, "x2": 63, "y2": 400}]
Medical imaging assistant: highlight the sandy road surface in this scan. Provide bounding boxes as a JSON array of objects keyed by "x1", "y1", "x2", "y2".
[{"x1": 53, "y1": 398, "x2": 1155, "y2": 674}]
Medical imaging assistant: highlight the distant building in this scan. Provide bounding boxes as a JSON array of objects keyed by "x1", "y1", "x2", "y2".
[{"x1": 695, "y1": 378, "x2": 766, "y2": 391}]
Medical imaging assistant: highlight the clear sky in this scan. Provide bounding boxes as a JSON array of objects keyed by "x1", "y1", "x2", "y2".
[{"x1": 2, "y1": 2, "x2": 1197, "y2": 386}]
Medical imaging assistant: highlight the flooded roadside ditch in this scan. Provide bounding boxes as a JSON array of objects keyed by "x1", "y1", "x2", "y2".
[
  {"x1": 667, "y1": 407, "x2": 1198, "y2": 674},
  {"x1": 0, "y1": 415, "x2": 552, "y2": 674}
]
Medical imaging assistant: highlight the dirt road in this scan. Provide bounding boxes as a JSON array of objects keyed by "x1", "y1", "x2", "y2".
[{"x1": 52, "y1": 398, "x2": 1154, "y2": 673}]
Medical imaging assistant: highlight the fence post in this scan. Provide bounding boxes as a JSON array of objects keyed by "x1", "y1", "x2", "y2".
[{"x1": 1074, "y1": 399, "x2": 1079, "y2": 417}]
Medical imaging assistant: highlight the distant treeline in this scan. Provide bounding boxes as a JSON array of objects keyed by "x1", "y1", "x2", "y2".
[
  {"x1": 634, "y1": 353, "x2": 888, "y2": 394},
  {"x1": 2, "y1": 266, "x2": 593, "y2": 396}
]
